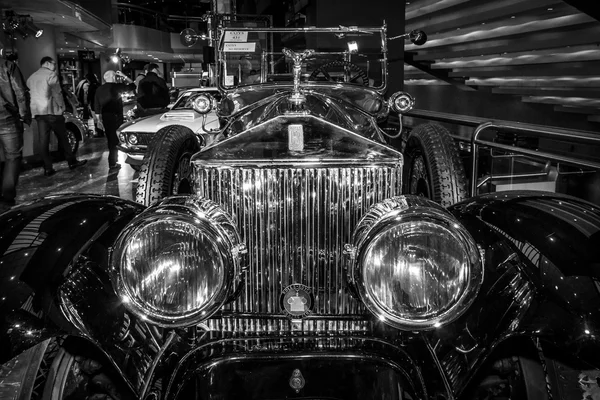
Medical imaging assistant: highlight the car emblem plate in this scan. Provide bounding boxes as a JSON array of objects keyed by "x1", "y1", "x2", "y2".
[
  {"x1": 288, "y1": 124, "x2": 304, "y2": 151},
  {"x1": 280, "y1": 283, "x2": 314, "y2": 319}
]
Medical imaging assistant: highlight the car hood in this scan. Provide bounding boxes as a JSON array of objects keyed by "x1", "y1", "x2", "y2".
[
  {"x1": 222, "y1": 90, "x2": 385, "y2": 142},
  {"x1": 193, "y1": 113, "x2": 401, "y2": 166},
  {"x1": 119, "y1": 110, "x2": 219, "y2": 133}
]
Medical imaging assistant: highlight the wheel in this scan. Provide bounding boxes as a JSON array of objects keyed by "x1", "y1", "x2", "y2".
[
  {"x1": 135, "y1": 125, "x2": 201, "y2": 206},
  {"x1": 65, "y1": 128, "x2": 80, "y2": 155},
  {"x1": 309, "y1": 60, "x2": 369, "y2": 86},
  {"x1": 0, "y1": 338, "x2": 132, "y2": 399},
  {"x1": 402, "y1": 123, "x2": 467, "y2": 207},
  {"x1": 464, "y1": 339, "x2": 600, "y2": 400}
]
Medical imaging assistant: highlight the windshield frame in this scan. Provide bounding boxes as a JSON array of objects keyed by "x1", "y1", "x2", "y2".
[{"x1": 216, "y1": 25, "x2": 389, "y2": 95}]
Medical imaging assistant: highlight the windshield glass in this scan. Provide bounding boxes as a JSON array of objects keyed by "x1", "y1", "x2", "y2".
[{"x1": 218, "y1": 27, "x2": 386, "y2": 90}]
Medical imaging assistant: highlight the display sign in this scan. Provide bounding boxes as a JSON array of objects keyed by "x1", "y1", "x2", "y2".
[
  {"x1": 224, "y1": 31, "x2": 248, "y2": 42},
  {"x1": 223, "y1": 42, "x2": 256, "y2": 52},
  {"x1": 78, "y1": 50, "x2": 95, "y2": 60}
]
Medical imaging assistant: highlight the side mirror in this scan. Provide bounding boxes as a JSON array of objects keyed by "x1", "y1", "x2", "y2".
[
  {"x1": 180, "y1": 28, "x2": 208, "y2": 47},
  {"x1": 409, "y1": 30, "x2": 427, "y2": 46}
]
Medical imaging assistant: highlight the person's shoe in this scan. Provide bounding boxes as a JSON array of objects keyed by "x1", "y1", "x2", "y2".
[
  {"x1": 44, "y1": 168, "x2": 57, "y2": 177},
  {"x1": 108, "y1": 163, "x2": 122, "y2": 171},
  {"x1": 69, "y1": 160, "x2": 88, "y2": 170}
]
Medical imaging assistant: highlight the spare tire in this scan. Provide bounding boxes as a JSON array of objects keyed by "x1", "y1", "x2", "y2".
[
  {"x1": 402, "y1": 123, "x2": 468, "y2": 207},
  {"x1": 135, "y1": 125, "x2": 201, "y2": 206}
]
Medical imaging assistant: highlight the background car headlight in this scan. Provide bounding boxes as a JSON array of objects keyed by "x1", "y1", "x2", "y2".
[
  {"x1": 192, "y1": 94, "x2": 214, "y2": 114},
  {"x1": 347, "y1": 196, "x2": 482, "y2": 330},
  {"x1": 110, "y1": 196, "x2": 246, "y2": 327}
]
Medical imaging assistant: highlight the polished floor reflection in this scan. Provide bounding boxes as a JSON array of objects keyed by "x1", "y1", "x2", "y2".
[{"x1": 16, "y1": 137, "x2": 138, "y2": 206}]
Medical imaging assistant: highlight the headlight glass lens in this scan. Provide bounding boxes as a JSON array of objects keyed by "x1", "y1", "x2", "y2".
[
  {"x1": 121, "y1": 219, "x2": 224, "y2": 315},
  {"x1": 363, "y1": 221, "x2": 469, "y2": 321}
]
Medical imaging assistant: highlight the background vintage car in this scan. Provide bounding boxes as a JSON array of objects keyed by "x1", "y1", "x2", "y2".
[{"x1": 116, "y1": 87, "x2": 220, "y2": 169}]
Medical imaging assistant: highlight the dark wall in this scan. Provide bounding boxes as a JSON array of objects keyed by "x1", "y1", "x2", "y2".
[{"x1": 405, "y1": 83, "x2": 599, "y2": 132}]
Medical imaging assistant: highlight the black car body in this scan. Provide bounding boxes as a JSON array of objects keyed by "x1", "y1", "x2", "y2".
[{"x1": 1, "y1": 24, "x2": 599, "y2": 400}]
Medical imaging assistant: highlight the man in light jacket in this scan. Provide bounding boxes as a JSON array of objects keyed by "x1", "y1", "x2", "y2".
[{"x1": 27, "y1": 56, "x2": 86, "y2": 176}]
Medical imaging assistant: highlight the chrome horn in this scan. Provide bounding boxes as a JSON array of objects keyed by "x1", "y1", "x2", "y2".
[
  {"x1": 180, "y1": 28, "x2": 208, "y2": 47},
  {"x1": 389, "y1": 29, "x2": 427, "y2": 45}
]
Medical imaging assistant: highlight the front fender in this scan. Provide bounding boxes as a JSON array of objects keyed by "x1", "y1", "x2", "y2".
[
  {"x1": 429, "y1": 191, "x2": 600, "y2": 394},
  {"x1": 0, "y1": 194, "x2": 169, "y2": 394}
]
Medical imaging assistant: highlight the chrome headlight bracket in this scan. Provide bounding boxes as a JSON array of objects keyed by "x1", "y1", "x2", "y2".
[
  {"x1": 347, "y1": 195, "x2": 483, "y2": 331},
  {"x1": 109, "y1": 196, "x2": 246, "y2": 327}
]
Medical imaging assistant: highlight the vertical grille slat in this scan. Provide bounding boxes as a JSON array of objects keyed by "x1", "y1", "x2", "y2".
[{"x1": 195, "y1": 163, "x2": 402, "y2": 316}]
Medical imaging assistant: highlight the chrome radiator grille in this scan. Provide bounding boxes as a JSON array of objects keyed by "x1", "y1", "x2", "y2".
[{"x1": 194, "y1": 164, "x2": 402, "y2": 316}]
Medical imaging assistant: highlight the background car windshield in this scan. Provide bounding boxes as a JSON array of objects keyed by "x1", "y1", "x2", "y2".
[
  {"x1": 218, "y1": 28, "x2": 385, "y2": 89},
  {"x1": 172, "y1": 90, "x2": 220, "y2": 110}
]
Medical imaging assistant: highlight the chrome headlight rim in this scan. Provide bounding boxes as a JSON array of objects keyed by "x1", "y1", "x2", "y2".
[
  {"x1": 109, "y1": 196, "x2": 245, "y2": 327},
  {"x1": 349, "y1": 196, "x2": 483, "y2": 331},
  {"x1": 388, "y1": 91, "x2": 415, "y2": 114},
  {"x1": 192, "y1": 93, "x2": 214, "y2": 114}
]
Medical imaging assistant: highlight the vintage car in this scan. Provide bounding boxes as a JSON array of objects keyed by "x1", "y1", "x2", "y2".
[
  {"x1": 117, "y1": 87, "x2": 221, "y2": 170},
  {"x1": 1, "y1": 24, "x2": 599, "y2": 400}
]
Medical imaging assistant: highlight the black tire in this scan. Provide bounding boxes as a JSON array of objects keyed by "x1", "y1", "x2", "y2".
[
  {"x1": 0, "y1": 338, "x2": 131, "y2": 399},
  {"x1": 135, "y1": 125, "x2": 201, "y2": 206},
  {"x1": 402, "y1": 123, "x2": 468, "y2": 207},
  {"x1": 464, "y1": 339, "x2": 599, "y2": 400}
]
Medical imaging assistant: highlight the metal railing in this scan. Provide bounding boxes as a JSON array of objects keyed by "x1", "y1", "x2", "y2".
[
  {"x1": 115, "y1": 3, "x2": 206, "y2": 31},
  {"x1": 115, "y1": 4, "x2": 273, "y2": 33},
  {"x1": 405, "y1": 109, "x2": 600, "y2": 197}
]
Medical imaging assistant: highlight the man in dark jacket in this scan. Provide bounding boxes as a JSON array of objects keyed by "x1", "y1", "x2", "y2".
[
  {"x1": 94, "y1": 70, "x2": 136, "y2": 171},
  {"x1": 136, "y1": 63, "x2": 169, "y2": 111},
  {"x1": 0, "y1": 58, "x2": 31, "y2": 211}
]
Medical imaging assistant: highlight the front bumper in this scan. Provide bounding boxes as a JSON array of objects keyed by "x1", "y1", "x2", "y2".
[{"x1": 171, "y1": 351, "x2": 423, "y2": 400}]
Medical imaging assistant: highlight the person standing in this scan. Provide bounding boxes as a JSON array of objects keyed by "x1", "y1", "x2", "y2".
[
  {"x1": 0, "y1": 58, "x2": 31, "y2": 211},
  {"x1": 134, "y1": 64, "x2": 147, "y2": 90},
  {"x1": 136, "y1": 63, "x2": 169, "y2": 112},
  {"x1": 27, "y1": 56, "x2": 87, "y2": 176},
  {"x1": 94, "y1": 70, "x2": 135, "y2": 171},
  {"x1": 76, "y1": 73, "x2": 102, "y2": 137}
]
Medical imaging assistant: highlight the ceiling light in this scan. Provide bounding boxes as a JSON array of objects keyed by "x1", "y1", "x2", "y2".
[
  {"x1": 110, "y1": 54, "x2": 119, "y2": 63},
  {"x1": 547, "y1": 7, "x2": 553, "y2": 11},
  {"x1": 23, "y1": 19, "x2": 43, "y2": 37}
]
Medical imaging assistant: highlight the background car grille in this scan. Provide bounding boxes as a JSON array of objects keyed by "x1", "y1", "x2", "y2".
[{"x1": 194, "y1": 164, "x2": 402, "y2": 319}]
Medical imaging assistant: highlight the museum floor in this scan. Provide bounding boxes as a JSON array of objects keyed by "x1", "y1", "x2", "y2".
[{"x1": 15, "y1": 137, "x2": 138, "y2": 206}]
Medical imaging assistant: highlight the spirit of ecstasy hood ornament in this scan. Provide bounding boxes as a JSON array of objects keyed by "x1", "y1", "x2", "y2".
[{"x1": 282, "y1": 48, "x2": 315, "y2": 105}]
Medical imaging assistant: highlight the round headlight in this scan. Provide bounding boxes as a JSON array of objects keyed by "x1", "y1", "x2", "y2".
[
  {"x1": 128, "y1": 133, "x2": 138, "y2": 145},
  {"x1": 192, "y1": 94, "x2": 214, "y2": 114},
  {"x1": 348, "y1": 196, "x2": 482, "y2": 330},
  {"x1": 110, "y1": 196, "x2": 246, "y2": 327},
  {"x1": 388, "y1": 91, "x2": 415, "y2": 113}
]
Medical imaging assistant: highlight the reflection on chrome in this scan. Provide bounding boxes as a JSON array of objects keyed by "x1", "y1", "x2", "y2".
[
  {"x1": 194, "y1": 162, "x2": 403, "y2": 317},
  {"x1": 110, "y1": 196, "x2": 246, "y2": 327},
  {"x1": 347, "y1": 196, "x2": 483, "y2": 330}
]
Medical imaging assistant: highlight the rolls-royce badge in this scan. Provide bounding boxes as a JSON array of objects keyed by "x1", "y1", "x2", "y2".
[{"x1": 281, "y1": 284, "x2": 314, "y2": 319}]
